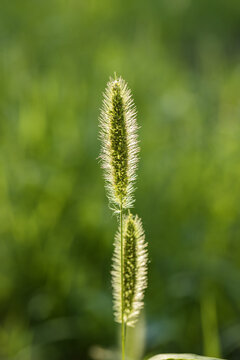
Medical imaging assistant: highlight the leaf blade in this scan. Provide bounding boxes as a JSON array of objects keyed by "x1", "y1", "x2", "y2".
[{"x1": 148, "y1": 354, "x2": 225, "y2": 360}]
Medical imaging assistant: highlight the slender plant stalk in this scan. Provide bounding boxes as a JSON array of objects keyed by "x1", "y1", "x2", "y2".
[
  {"x1": 120, "y1": 204, "x2": 125, "y2": 360},
  {"x1": 99, "y1": 75, "x2": 148, "y2": 360},
  {"x1": 201, "y1": 286, "x2": 221, "y2": 358}
]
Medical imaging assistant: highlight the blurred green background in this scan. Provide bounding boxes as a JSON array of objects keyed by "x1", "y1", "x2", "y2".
[{"x1": 0, "y1": 0, "x2": 240, "y2": 359}]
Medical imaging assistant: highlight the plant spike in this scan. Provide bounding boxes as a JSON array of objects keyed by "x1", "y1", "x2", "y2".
[
  {"x1": 112, "y1": 212, "x2": 148, "y2": 327},
  {"x1": 99, "y1": 75, "x2": 139, "y2": 213},
  {"x1": 99, "y1": 75, "x2": 146, "y2": 360}
]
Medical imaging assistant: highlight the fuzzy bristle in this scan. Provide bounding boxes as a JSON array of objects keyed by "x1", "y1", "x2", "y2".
[
  {"x1": 112, "y1": 213, "x2": 148, "y2": 327},
  {"x1": 99, "y1": 75, "x2": 139, "y2": 213}
]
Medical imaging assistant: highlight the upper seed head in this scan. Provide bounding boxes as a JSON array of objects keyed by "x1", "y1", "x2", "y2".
[{"x1": 99, "y1": 76, "x2": 139, "y2": 213}]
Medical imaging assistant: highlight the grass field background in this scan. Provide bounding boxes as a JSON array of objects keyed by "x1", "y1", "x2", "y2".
[{"x1": 0, "y1": 1, "x2": 240, "y2": 359}]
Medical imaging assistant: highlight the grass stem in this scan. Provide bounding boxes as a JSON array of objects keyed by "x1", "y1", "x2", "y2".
[{"x1": 120, "y1": 203, "x2": 125, "y2": 360}]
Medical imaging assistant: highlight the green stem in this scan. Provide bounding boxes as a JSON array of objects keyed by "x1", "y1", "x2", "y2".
[
  {"x1": 201, "y1": 285, "x2": 221, "y2": 358},
  {"x1": 120, "y1": 203, "x2": 125, "y2": 360}
]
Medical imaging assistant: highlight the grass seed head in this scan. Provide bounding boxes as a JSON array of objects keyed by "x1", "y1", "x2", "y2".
[
  {"x1": 112, "y1": 213, "x2": 148, "y2": 327},
  {"x1": 99, "y1": 75, "x2": 139, "y2": 213}
]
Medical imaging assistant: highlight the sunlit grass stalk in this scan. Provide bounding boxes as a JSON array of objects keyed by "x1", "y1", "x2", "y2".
[
  {"x1": 200, "y1": 286, "x2": 221, "y2": 358},
  {"x1": 120, "y1": 204, "x2": 125, "y2": 360},
  {"x1": 99, "y1": 75, "x2": 147, "y2": 360}
]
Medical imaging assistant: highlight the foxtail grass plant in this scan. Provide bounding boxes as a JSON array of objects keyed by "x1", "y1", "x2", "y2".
[
  {"x1": 99, "y1": 75, "x2": 148, "y2": 360},
  {"x1": 99, "y1": 75, "x2": 224, "y2": 360}
]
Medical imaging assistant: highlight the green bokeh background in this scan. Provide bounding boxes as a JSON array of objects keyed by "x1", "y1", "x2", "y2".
[{"x1": 0, "y1": 0, "x2": 240, "y2": 359}]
